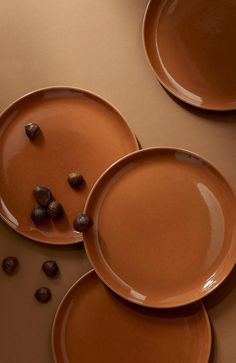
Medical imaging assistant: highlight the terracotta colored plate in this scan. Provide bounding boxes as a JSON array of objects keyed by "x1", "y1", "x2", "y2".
[
  {"x1": 0, "y1": 87, "x2": 138, "y2": 245},
  {"x1": 52, "y1": 270, "x2": 211, "y2": 363},
  {"x1": 143, "y1": 0, "x2": 236, "y2": 110},
  {"x1": 84, "y1": 148, "x2": 236, "y2": 308}
]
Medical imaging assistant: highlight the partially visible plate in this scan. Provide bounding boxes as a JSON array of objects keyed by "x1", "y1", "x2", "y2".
[
  {"x1": 52, "y1": 270, "x2": 211, "y2": 363},
  {"x1": 143, "y1": 0, "x2": 236, "y2": 110},
  {"x1": 0, "y1": 87, "x2": 138, "y2": 245},
  {"x1": 84, "y1": 148, "x2": 236, "y2": 308}
]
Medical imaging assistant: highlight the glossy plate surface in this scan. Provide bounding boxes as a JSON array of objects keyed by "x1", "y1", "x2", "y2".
[
  {"x1": 143, "y1": 0, "x2": 236, "y2": 110},
  {"x1": 52, "y1": 270, "x2": 211, "y2": 363},
  {"x1": 0, "y1": 87, "x2": 138, "y2": 245},
  {"x1": 84, "y1": 148, "x2": 236, "y2": 308}
]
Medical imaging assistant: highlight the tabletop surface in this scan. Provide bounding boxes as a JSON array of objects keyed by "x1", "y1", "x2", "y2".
[{"x1": 0, "y1": 1, "x2": 236, "y2": 362}]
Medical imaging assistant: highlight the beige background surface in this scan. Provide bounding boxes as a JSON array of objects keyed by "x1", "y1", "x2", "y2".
[{"x1": 0, "y1": 0, "x2": 236, "y2": 362}]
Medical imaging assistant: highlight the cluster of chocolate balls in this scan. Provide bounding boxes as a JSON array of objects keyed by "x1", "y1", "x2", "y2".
[{"x1": 25, "y1": 123, "x2": 92, "y2": 233}]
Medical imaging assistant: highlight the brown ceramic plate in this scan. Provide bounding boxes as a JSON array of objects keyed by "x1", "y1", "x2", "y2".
[
  {"x1": 0, "y1": 87, "x2": 138, "y2": 245},
  {"x1": 52, "y1": 270, "x2": 211, "y2": 363},
  {"x1": 143, "y1": 0, "x2": 236, "y2": 110},
  {"x1": 84, "y1": 148, "x2": 236, "y2": 308}
]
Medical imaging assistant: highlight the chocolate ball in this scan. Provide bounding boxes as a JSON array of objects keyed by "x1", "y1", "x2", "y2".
[
  {"x1": 25, "y1": 122, "x2": 40, "y2": 140},
  {"x1": 33, "y1": 186, "x2": 52, "y2": 208},
  {"x1": 42, "y1": 260, "x2": 59, "y2": 277},
  {"x1": 73, "y1": 213, "x2": 92, "y2": 232},
  {"x1": 2, "y1": 256, "x2": 18, "y2": 274},
  {"x1": 47, "y1": 201, "x2": 64, "y2": 219},
  {"x1": 68, "y1": 173, "x2": 84, "y2": 189},
  {"x1": 35, "y1": 287, "x2": 51, "y2": 303},
  {"x1": 31, "y1": 206, "x2": 47, "y2": 223}
]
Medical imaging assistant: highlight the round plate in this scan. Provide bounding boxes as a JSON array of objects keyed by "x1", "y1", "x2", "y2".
[
  {"x1": 0, "y1": 87, "x2": 138, "y2": 245},
  {"x1": 143, "y1": 0, "x2": 236, "y2": 110},
  {"x1": 52, "y1": 270, "x2": 211, "y2": 363},
  {"x1": 84, "y1": 148, "x2": 236, "y2": 308}
]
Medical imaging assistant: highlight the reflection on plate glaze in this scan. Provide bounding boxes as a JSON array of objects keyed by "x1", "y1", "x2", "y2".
[
  {"x1": 197, "y1": 182, "x2": 225, "y2": 268},
  {"x1": 60, "y1": 300, "x2": 73, "y2": 363},
  {"x1": 0, "y1": 198, "x2": 18, "y2": 227},
  {"x1": 156, "y1": 43, "x2": 203, "y2": 105},
  {"x1": 130, "y1": 289, "x2": 147, "y2": 302},
  {"x1": 166, "y1": 0, "x2": 178, "y2": 16},
  {"x1": 155, "y1": 1, "x2": 203, "y2": 108},
  {"x1": 203, "y1": 273, "x2": 217, "y2": 291},
  {"x1": 174, "y1": 151, "x2": 203, "y2": 165}
]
